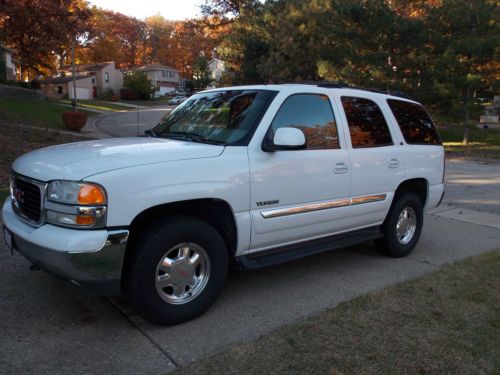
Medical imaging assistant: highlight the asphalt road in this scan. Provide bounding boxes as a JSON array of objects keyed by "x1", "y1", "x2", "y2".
[
  {"x1": 91, "y1": 106, "x2": 173, "y2": 138},
  {"x1": 1, "y1": 152, "x2": 500, "y2": 373}
]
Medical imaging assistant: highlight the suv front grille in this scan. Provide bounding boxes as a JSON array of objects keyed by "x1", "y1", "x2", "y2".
[{"x1": 11, "y1": 175, "x2": 44, "y2": 225}]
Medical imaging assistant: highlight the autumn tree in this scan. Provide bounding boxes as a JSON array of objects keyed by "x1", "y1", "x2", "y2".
[{"x1": 0, "y1": 0, "x2": 91, "y2": 78}]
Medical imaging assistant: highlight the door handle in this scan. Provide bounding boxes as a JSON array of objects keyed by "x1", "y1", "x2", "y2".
[
  {"x1": 388, "y1": 158, "x2": 400, "y2": 169},
  {"x1": 334, "y1": 163, "x2": 348, "y2": 174}
]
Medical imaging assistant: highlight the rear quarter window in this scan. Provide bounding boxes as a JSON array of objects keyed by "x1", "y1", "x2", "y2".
[{"x1": 387, "y1": 99, "x2": 442, "y2": 145}]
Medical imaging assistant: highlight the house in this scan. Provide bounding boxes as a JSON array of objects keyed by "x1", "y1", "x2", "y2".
[
  {"x1": 208, "y1": 58, "x2": 225, "y2": 83},
  {"x1": 41, "y1": 62, "x2": 123, "y2": 99},
  {"x1": 133, "y1": 63, "x2": 181, "y2": 97},
  {"x1": 0, "y1": 45, "x2": 18, "y2": 81}
]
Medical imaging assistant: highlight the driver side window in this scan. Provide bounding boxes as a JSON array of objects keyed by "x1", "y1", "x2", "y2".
[{"x1": 270, "y1": 94, "x2": 340, "y2": 150}]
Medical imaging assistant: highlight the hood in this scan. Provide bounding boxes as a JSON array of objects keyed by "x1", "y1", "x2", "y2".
[{"x1": 12, "y1": 137, "x2": 225, "y2": 182}]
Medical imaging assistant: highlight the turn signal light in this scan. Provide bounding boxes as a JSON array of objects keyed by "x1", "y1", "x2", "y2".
[
  {"x1": 78, "y1": 184, "x2": 106, "y2": 205},
  {"x1": 76, "y1": 215, "x2": 96, "y2": 226}
]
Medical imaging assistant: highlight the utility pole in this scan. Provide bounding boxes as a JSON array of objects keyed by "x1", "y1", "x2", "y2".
[{"x1": 71, "y1": 38, "x2": 77, "y2": 112}]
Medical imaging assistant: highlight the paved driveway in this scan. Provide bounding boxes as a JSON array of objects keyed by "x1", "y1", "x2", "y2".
[
  {"x1": 1, "y1": 160, "x2": 500, "y2": 374},
  {"x1": 90, "y1": 106, "x2": 173, "y2": 138}
]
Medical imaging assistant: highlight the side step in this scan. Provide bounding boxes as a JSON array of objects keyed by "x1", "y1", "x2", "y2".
[{"x1": 237, "y1": 226, "x2": 383, "y2": 270}]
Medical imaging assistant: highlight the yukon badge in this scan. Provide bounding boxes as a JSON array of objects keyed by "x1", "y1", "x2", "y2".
[{"x1": 256, "y1": 200, "x2": 279, "y2": 207}]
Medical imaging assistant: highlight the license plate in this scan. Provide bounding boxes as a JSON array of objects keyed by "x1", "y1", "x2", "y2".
[{"x1": 3, "y1": 226, "x2": 14, "y2": 256}]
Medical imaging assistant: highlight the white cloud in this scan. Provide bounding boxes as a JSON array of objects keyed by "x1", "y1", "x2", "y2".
[{"x1": 87, "y1": 0, "x2": 204, "y2": 20}]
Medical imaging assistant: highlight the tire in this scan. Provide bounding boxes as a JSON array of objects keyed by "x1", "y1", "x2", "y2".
[
  {"x1": 375, "y1": 192, "x2": 423, "y2": 258},
  {"x1": 125, "y1": 215, "x2": 228, "y2": 325}
]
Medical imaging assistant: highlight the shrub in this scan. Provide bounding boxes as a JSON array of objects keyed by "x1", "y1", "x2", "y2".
[
  {"x1": 62, "y1": 112, "x2": 87, "y2": 131},
  {"x1": 120, "y1": 88, "x2": 140, "y2": 100},
  {"x1": 123, "y1": 71, "x2": 154, "y2": 100},
  {"x1": 99, "y1": 88, "x2": 115, "y2": 100}
]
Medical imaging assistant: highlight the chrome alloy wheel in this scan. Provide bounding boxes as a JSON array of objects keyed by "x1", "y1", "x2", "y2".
[
  {"x1": 395, "y1": 207, "x2": 417, "y2": 245},
  {"x1": 155, "y1": 243, "x2": 211, "y2": 305}
]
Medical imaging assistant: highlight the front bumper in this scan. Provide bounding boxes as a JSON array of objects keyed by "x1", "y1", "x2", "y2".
[{"x1": 2, "y1": 198, "x2": 128, "y2": 295}]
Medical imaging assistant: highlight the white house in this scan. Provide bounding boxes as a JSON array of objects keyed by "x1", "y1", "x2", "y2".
[
  {"x1": 1, "y1": 45, "x2": 18, "y2": 81},
  {"x1": 133, "y1": 63, "x2": 181, "y2": 97},
  {"x1": 208, "y1": 58, "x2": 225, "y2": 83},
  {"x1": 41, "y1": 62, "x2": 123, "y2": 99}
]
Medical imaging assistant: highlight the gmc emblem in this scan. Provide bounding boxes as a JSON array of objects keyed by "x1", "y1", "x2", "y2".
[{"x1": 13, "y1": 184, "x2": 24, "y2": 204}]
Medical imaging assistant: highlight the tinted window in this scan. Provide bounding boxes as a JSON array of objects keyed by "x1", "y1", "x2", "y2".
[
  {"x1": 388, "y1": 99, "x2": 442, "y2": 145},
  {"x1": 270, "y1": 94, "x2": 339, "y2": 149},
  {"x1": 341, "y1": 97, "x2": 393, "y2": 148}
]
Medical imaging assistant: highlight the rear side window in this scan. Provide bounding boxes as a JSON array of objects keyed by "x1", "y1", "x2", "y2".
[
  {"x1": 271, "y1": 94, "x2": 340, "y2": 149},
  {"x1": 341, "y1": 97, "x2": 393, "y2": 148},
  {"x1": 387, "y1": 99, "x2": 442, "y2": 145}
]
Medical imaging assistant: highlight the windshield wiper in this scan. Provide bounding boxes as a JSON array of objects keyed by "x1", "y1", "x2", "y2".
[{"x1": 158, "y1": 131, "x2": 225, "y2": 145}]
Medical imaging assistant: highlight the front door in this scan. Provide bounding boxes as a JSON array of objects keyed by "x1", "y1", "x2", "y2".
[{"x1": 248, "y1": 93, "x2": 351, "y2": 252}]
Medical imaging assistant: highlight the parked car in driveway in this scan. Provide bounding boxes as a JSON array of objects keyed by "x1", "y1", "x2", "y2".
[
  {"x1": 168, "y1": 95, "x2": 187, "y2": 105},
  {"x1": 3, "y1": 84, "x2": 444, "y2": 325}
]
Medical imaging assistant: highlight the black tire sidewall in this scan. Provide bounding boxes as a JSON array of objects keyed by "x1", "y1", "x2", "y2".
[
  {"x1": 126, "y1": 215, "x2": 228, "y2": 325},
  {"x1": 382, "y1": 192, "x2": 423, "y2": 257}
]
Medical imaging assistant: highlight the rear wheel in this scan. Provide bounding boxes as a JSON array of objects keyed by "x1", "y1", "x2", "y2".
[
  {"x1": 375, "y1": 192, "x2": 423, "y2": 257},
  {"x1": 125, "y1": 215, "x2": 228, "y2": 325}
]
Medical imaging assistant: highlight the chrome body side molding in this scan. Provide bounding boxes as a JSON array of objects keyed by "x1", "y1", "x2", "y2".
[{"x1": 261, "y1": 194, "x2": 387, "y2": 219}]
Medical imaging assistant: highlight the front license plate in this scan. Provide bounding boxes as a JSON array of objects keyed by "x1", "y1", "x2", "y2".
[{"x1": 3, "y1": 226, "x2": 14, "y2": 255}]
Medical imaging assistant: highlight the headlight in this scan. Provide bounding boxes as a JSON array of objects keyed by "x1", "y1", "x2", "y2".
[{"x1": 46, "y1": 181, "x2": 107, "y2": 228}]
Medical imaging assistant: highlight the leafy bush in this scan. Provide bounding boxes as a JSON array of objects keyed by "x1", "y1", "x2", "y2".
[
  {"x1": 123, "y1": 71, "x2": 154, "y2": 100},
  {"x1": 120, "y1": 88, "x2": 140, "y2": 101},
  {"x1": 62, "y1": 111, "x2": 87, "y2": 131},
  {"x1": 99, "y1": 88, "x2": 115, "y2": 100}
]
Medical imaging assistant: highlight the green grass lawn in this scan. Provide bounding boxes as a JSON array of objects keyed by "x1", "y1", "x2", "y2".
[
  {"x1": 121, "y1": 96, "x2": 174, "y2": 107},
  {"x1": 175, "y1": 251, "x2": 500, "y2": 374},
  {"x1": 54, "y1": 99, "x2": 132, "y2": 112},
  {"x1": 0, "y1": 98, "x2": 96, "y2": 129},
  {"x1": 439, "y1": 125, "x2": 500, "y2": 159}
]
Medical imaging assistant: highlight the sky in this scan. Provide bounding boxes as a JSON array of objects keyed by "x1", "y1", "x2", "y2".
[{"x1": 87, "y1": 0, "x2": 204, "y2": 20}]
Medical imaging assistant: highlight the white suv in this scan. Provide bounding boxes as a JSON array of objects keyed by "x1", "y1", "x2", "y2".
[{"x1": 3, "y1": 84, "x2": 445, "y2": 325}]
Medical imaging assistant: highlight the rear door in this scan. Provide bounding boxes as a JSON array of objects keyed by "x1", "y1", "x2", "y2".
[
  {"x1": 335, "y1": 94, "x2": 406, "y2": 228},
  {"x1": 248, "y1": 92, "x2": 351, "y2": 252}
]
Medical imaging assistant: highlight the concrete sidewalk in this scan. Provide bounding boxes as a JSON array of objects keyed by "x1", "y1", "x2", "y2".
[{"x1": 1, "y1": 160, "x2": 500, "y2": 374}]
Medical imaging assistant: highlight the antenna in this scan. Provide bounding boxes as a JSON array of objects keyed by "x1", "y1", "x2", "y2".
[{"x1": 136, "y1": 101, "x2": 139, "y2": 136}]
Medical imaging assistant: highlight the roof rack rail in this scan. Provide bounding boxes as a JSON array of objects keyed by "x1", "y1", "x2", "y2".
[
  {"x1": 320, "y1": 83, "x2": 414, "y2": 100},
  {"x1": 278, "y1": 81, "x2": 413, "y2": 100}
]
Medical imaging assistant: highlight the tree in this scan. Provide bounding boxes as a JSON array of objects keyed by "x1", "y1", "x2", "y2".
[
  {"x1": 0, "y1": 0, "x2": 91, "y2": 79},
  {"x1": 0, "y1": 52, "x2": 6, "y2": 82},
  {"x1": 123, "y1": 71, "x2": 155, "y2": 100},
  {"x1": 425, "y1": 0, "x2": 499, "y2": 144},
  {"x1": 192, "y1": 55, "x2": 212, "y2": 89}
]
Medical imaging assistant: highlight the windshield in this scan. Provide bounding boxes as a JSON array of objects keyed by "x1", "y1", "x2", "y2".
[{"x1": 152, "y1": 90, "x2": 277, "y2": 145}]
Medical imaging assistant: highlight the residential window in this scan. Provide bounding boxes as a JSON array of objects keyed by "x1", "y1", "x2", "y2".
[
  {"x1": 104, "y1": 72, "x2": 109, "y2": 83},
  {"x1": 270, "y1": 94, "x2": 340, "y2": 150},
  {"x1": 162, "y1": 70, "x2": 167, "y2": 78},
  {"x1": 387, "y1": 99, "x2": 441, "y2": 145},
  {"x1": 341, "y1": 96, "x2": 393, "y2": 148},
  {"x1": 57, "y1": 86, "x2": 63, "y2": 95},
  {"x1": 91, "y1": 78, "x2": 96, "y2": 84}
]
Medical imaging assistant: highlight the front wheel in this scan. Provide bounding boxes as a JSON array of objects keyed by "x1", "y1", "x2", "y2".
[
  {"x1": 375, "y1": 192, "x2": 423, "y2": 257},
  {"x1": 125, "y1": 215, "x2": 228, "y2": 325}
]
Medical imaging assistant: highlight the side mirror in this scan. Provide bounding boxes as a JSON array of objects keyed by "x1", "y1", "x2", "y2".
[{"x1": 262, "y1": 127, "x2": 307, "y2": 152}]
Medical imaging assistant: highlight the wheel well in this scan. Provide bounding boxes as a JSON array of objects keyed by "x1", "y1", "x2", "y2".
[
  {"x1": 126, "y1": 198, "x2": 237, "y2": 254},
  {"x1": 395, "y1": 178, "x2": 428, "y2": 206},
  {"x1": 122, "y1": 199, "x2": 238, "y2": 287}
]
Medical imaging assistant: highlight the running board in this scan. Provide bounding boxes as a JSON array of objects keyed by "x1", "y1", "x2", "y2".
[{"x1": 237, "y1": 226, "x2": 383, "y2": 270}]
